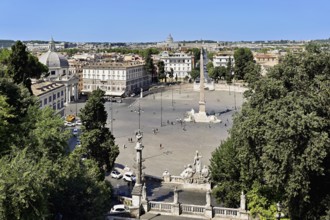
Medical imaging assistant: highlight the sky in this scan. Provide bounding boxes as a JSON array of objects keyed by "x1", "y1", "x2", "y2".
[{"x1": 1, "y1": 0, "x2": 329, "y2": 43}]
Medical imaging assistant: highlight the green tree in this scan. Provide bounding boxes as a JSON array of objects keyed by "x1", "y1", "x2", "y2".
[
  {"x1": 48, "y1": 151, "x2": 113, "y2": 220},
  {"x1": 157, "y1": 60, "x2": 166, "y2": 82},
  {"x1": 233, "y1": 48, "x2": 254, "y2": 80},
  {"x1": 7, "y1": 41, "x2": 48, "y2": 94},
  {"x1": 169, "y1": 68, "x2": 174, "y2": 82},
  {"x1": 226, "y1": 58, "x2": 233, "y2": 83},
  {"x1": 144, "y1": 48, "x2": 156, "y2": 82},
  {"x1": 210, "y1": 50, "x2": 330, "y2": 219},
  {"x1": 189, "y1": 69, "x2": 200, "y2": 81},
  {"x1": 206, "y1": 62, "x2": 213, "y2": 72},
  {"x1": 79, "y1": 89, "x2": 119, "y2": 171},
  {"x1": 0, "y1": 149, "x2": 52, "y2": 219}
]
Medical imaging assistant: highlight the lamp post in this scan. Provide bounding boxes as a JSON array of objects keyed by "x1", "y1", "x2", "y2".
[
  {"x1": 233, "y1": 79, "x2": 237, "y2": 110},
  {"x1": 276, "y1": 202, "x2": 282, "y2": 220},
  {"x1": 160, "y1": 88, "x2": 163, "y2": 127},
  {"x1": 171, "y1": 85, "x2": 174, "y2": 109}
]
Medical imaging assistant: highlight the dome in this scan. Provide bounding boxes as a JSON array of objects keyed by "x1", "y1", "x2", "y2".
[
  {"x1": 39, "y1": 51, "x2": 69, "y2": 68},
  {"x1": 166, "y1": 34, "x2": 174, "y2": 43}
]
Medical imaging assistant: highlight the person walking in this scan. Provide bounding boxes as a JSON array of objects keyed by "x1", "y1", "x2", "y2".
[{"x1": 160, "y1": 144, "x2": 162, "y2": 149}]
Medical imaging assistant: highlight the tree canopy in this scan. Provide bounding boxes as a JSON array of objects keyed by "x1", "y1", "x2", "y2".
[
  {"x1": 79, "y1": 89, "x2": 119, "y2": 171},
  {"x1": 210, "y1": 49, "x2": 330, "y2": 219},
  {"x1": 6, "y1": 41, "x2": 48, "y2": 94},
  {"x1": 233, "y1": 47, "x2": 254, "y2": 80}
]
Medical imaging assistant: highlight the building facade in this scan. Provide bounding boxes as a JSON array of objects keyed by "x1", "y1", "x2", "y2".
[
  {"x1": 213, "y1": 52, "x2": 234, "y2": 68},
  {"x1": 159, "y1": 51, "x2": 193, "y2": 81},
  {"x1": 82, "y1": 61, "x2": 150, "y2": 97},
  {"x1": 31, "y1": 81, "x2": 66, "y2": 116}
]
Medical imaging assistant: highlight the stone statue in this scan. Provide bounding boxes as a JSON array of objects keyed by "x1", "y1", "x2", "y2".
[
  {"x1": 180, "y1": 164, "x2": 194, "y2": 179},
  {"x1": 201, "y1": 165, "x2": 209, "y2": 178},
  {"x1": 135, "y1": 130, "x2": 143, "y2": 143},
  {"x1": 193, "y1": 151, "x2": 202, "y2": 174}
]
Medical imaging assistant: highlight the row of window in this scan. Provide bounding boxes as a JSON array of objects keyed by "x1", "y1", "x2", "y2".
[
  {"x1": 166, "y1": 67, "x2": 191, "y2": 71},
  {"x1": 43, "y1": 91, "x2": 64, "y2": 105},
  {"x1": 164, "y1": 59, "x2": 191, "y2": 63},
  {"x1": 84, "y1": 85, "x2": 125, "y2": 91},
  {"x1": 84, "y1": 68, "x2": 143, "y2": 74}
]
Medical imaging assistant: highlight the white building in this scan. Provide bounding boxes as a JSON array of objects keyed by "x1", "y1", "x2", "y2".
[
  {"x1": 213, "y1": 52, "x2": 234, "y2": 68},
  {"x1": 82, "y1": 61, "x2": 150, "y2": 97},
  {"x1": 38, "y1": 38, "x2": 79, "y2": 104},
  {"x1": 159, "y1": 51, "x2": 193, "y2": 81},
  {"x1": 31, "y1": 81, "x2": 66, "y2": 116}
]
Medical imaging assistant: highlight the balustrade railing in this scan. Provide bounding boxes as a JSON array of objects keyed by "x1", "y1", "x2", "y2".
[
  {"x1": 149, "y1": 201, "x2": 172, "y2": 212},
  {"x1": 181, "y1": 204, "x2": 205, "y2": 215},
  {"x1": 213, "y1": 207, "x2": 239, "y2": 216}
]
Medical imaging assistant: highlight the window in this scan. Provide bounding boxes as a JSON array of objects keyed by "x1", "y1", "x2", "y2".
[
  {"x1": 61, "y1": 91, "x2": 64, "y2": 96},
  {"x1": 49, "y1": 96, "x2": 52, "y2": 102},
  {"x1": 44, "y1": 98, "x2": 47, "y2": 105},
  {"x1": 57, "y1": 102, "x2": 61, "y2": 109},
  {"x1": 57, "y1": 92, "x2": 60, "y2": 98},
  {"x1": 53, "y1": 94, "x2": 56, "y2": 100}
]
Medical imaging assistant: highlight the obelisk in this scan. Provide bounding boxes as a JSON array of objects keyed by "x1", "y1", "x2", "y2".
[{"x1": 199, "y1": 48, "x2": 206, "y2": 113}]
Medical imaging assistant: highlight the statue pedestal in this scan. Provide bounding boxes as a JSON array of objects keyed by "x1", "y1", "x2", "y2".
[
  {"x1": 131, "y1": 185, "x2": 142, "y2": 217},
  {"x1": 171, "y1": 204, "x2": 180, "y2": 216},
  {"x1": 205, "y1": 206, "x2": 213, "y2": 218}
]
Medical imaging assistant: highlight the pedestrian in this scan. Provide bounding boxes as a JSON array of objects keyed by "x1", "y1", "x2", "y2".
[
  {"x1": 160, "y1": 144, "x2": 162, "y2": 149},
  {"x1": 225, "y1": 123, "x2": 227, "y2": 127},
  {"x1": 123, "y1": 144, "x2": 126, "y2": 149}
]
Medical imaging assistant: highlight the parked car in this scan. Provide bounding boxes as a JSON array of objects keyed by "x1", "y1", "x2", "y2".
[
  {"x1": 130, "y1": 93, "x2": 136, "y2": 97},
  {"x1": 64, "y1": 121, "x2": 75, "y2": 127},
  {"x1": 72, "y1": 128, "x2": 79, "y2": 136},
  {"x1": 75, "y1": 120, "x2": 82, "y2": 126},
  {"x1": 123, "y1": 172, "x2": 136, "y2": 182},
  {"x1": 110, "y1": 170, "x2": 123, "y2": 179},
  {"x1": 110, "y1": 204, "x2": 129, "y2": 214}
]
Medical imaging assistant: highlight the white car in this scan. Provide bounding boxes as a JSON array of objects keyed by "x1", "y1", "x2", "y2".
[
  {"x1": 72, "y1": 128, "x2": 79, "y2": 136},
  {"x1": 123, "y1": 172, "x2": 136, "y2": 182},
  {"x1": 64, "y1": 121, "x2": 74, "y2": 127},
  {"x1": 75, "y1": 120, "x2": 82, "y2": 126},
  {"x1": 110, "y1": 170, "x2": 122, "y2": 179},
  {"x1": 110, "y1": 204, "x2": 129, "y2": 214}
]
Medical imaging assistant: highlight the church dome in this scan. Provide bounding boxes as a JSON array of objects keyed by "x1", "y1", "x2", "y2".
[
  {"x1": 39, "y1": 51, "x2": 69, "y2": 68},
  {"x1": 38, "y1": 37, "x2": 69, "y2": 68},
  {"x1": 166, "y1": 34, "x2": 174, "y2": 43}
]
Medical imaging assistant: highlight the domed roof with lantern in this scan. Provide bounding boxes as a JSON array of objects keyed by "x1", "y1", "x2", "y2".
[{"x1": 39, "y1": 38, "x2": 69, "y2": 68}]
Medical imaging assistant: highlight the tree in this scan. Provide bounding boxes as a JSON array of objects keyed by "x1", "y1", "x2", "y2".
[
  {"x1": 48, "y1": 151, "x2": 113, "y2": 220},
  {"x1": 0, "y1": 149, "x2": 52, "y2": 219},
  {"x1": 169, "y1": 68, "x2": 174, "y2": 82},
  {"x1": 79, "y1": 89, "x2": 119, "y2": 171},
  {"x1": 206, "y1": 62, "x2": 214, "y2": 72},
  {"x1": 7, "y1": 41, "x2": 48, "y2": 94},
  {"x1": 226, "y1": 58, "x2": 233, "y2": 83},
  {"x1": 157, "y1": 60, "x2": 166, "y2": 82},
  {"x1": 144, "y1": 48, "x2": 156, "y2": 82},
  {"x1": 233, "y1": 48, "x2": 254, "y2": 80},
  {"x1": 210, "y1": 50, "x2": 330, "y2": 219},
  {"x1": 189, "y1": 69, "x2": 200, "y2": 81}
]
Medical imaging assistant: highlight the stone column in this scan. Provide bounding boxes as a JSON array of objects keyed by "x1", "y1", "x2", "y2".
[
  {"x1": 74, "y1": 84, "x2": 78, "y2": 101},
  {"x1": 240, "y1": 191, "x2": 246, "y2": 211},
  {"x1": 172, "y1": 187, "x2": 180, "y2": 216},
  {"x1": 141, "y1": 184, "x2": 149, "y2": 213},
  {"x1": 205, "y1": 189, "x2": 213, "y2": 218},
  {"x1": 198, "y1": 48, "x2": 205, "y2": 113},
  {"x1": 65, "y1": 85, "x2": 69, "y2": 105}
]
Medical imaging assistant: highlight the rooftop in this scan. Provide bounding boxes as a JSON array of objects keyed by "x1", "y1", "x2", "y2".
[{"x1": 31, "y1": 81, "x2": 64, "y2": 96}]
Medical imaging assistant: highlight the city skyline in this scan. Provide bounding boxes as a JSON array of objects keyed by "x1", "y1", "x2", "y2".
[{"x1": 1, "y1": 0, "x2": 330, "y2": 43}]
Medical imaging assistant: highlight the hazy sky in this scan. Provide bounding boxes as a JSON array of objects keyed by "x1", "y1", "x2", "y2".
[{"x1": 1, "y1": 0, "x2": 329, "y2": 42}]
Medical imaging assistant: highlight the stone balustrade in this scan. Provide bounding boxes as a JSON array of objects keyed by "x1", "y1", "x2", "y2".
[
  {"x1": 181, "y1": 204, "x2": 205, "y2": 215},
  {"x1": 213, "y1": 207, "x2": 239, "y2": 217},
  {"x1": 149, "y1": 201, "x2": 173, "y2": 213}
]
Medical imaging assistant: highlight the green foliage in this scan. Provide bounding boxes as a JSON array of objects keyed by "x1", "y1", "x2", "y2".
[
  {"x1": 48, "y1": 152, "x2": 113, "y2": 220},
  {"x1": 207, "y1": 51, "x2": 215, "y2": 61},
  {"x1": 247, "y1": 182, "x2": 278, "y2": 220},
  {"x1": 168, "y1": 68, "x2": 174, "y2": 81},
  {"x1": 243, "y1": 62, "x2": 261, "y2": 89},
  {"x1": 0, "y1": 149, "x2": 52, "y2": 219},
  {"x1": 189, "y1": 69, "x2": 200, "y2": 80},
  {"x1": 80, "y1": 89, "x2": 107, "y2": 130},
  {"x1": 7, "y1": 41, "x2": 48, "y2": 94},
  {"x1": 157, "y1": 60, "x2": 166, "y2": 82},
  {"x1": 187, "y1": 48, "x2": 201, "y2": 68},
  {"x1": 210, "y1": 138, "x2": 241, "y2": 207},
  {"x1": 206, "y1": 62, "x2": 213, "y2": 72},
  {"x1": 233, "y1": 48, "x2": 254, "y2": 80},
  {"x1": 210, "y1": 50, "x2": 330, "y2": 219},
  {"x1": 79, "y1": 89, "x2": 119, "y2": 171},
  {"x1": 144, "y1": 49, "x2": 156, "y2": 82}
]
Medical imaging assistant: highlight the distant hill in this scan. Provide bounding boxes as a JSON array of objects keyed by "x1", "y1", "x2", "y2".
[{"x1": 0, "y1": 40, "x2": 15, "y2": 48}]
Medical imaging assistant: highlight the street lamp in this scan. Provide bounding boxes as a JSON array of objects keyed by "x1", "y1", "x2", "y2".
[
  {"x1": 276, "y1": 202, "x2": 282, "y2": 220},
  {"x1": 233, "y1": 79, "x2": 237, "y2": 110},
  {"x1": 160, "y1": 88, "x2": 163, "y2": 127},
  {"x1": 171, "y1": 85, "x2": 174, "y2": 109}
]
